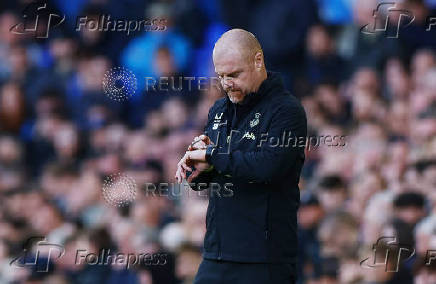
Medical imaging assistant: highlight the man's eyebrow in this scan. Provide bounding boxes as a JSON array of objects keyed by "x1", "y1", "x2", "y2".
[
  {"x1": 216, "y1": 70, "x2": 242, "y2": 77},
  {"x1": 228, "y1": 71, "x2": 241, "y2": 76}
]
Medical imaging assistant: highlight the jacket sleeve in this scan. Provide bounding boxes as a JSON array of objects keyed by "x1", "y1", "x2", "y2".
[{"x1": 207, "y1": 99, "x2": 307, "y2": 183}]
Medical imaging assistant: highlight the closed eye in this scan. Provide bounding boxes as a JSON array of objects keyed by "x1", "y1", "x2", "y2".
[
  {"x1": 227, "y1": 72, "x2": 241, "y2": 78},
  {"x1": 216, "y1": 71, "x2": 241, "y2": 79}
]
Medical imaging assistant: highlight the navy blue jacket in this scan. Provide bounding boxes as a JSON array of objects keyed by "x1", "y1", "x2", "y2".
[{"x1": 192, "y1": 72, "x2": 307, "y2": 264}]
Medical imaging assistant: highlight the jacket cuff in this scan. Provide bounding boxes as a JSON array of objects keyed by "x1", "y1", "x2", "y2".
[{"x1": 205, "y1": 145, "x2": 216, "y2": 164}]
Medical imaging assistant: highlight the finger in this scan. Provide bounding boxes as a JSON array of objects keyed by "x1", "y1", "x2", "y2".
[
  {"x1": 182, "y1": 164, "x2": 192, "y2": 172},
  {"x1": 190, "y1": 139, "x2": 202, "y2": 148},
  {"x1": 177, "y1": 156, "x2": 185, "y2": 166},
  {"x1": 178, "y1": 153, "x2": 189, "y2": 166},
  {"x1": 191, "y1": 141, "x2": 207, "y2": 150},
  {"x1": 188, "y1": 141, "x2": 202, "y2": 150},
  {"x1": 175, "y1": 169, "x2": 180, "y2": 183},
  {"x1": 180, "y1": 168, "x2": 187, "y2": 183},
  {"x1": 199, "y1": 135, "x2": 211, "y2": 144},
  {"x1": 188, "y1": 141, "x2": 196, "y2": 150},
  {"x1": 181, "y1": 158, "x2": 193, "y2": 171},
  {"x1": 181, "y1": 167, "x2": 187, "y2": 179},
  {"x1": 199, "y1": 134, "x2": 207, "y2": 141},
  {"x1": 175, "y1": 167, "x2": 182, "y2": 183},
  {"x1": 176, "y1": 163, "x2": 185, "y2": 183}
]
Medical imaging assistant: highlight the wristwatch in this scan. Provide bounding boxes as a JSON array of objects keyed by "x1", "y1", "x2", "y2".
[{"x1": 205, "y1": 145, "x2": 216, "y2": 164}]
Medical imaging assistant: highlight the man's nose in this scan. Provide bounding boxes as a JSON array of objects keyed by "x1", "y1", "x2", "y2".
[{"x1": 221, "y1": 77, "x2": 234, "y2": 90}]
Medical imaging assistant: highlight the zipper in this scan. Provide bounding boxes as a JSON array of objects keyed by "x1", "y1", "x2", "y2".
[
  {"x1": 265, "y1": 192, "x2": 270, "y2": 240},
  {"x1": 216, "y1": 195, "x2": 222, "y2": 260}
]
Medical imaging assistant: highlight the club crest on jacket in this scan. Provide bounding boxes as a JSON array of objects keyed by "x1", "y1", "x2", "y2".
[{"x1": 250, "y1": 113, "x2": 261, "y2": 128}]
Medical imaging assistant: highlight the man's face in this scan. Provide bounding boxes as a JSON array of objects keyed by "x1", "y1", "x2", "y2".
[{"x1": 213, "y1": 50, "x2": 257, "y2": 104}]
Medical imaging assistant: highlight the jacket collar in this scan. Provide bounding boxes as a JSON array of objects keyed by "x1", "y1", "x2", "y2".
[{"x1": 226, "y1": 71, "x2": 284, "y2": 108}]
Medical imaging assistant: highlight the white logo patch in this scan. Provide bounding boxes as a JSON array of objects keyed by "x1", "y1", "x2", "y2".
[
  {"x1": 242, "y1": 131, "x2": 256, "y2": 140},
  {"x1": 250, "y1": 113, "x2": 261, "y2": 128}
]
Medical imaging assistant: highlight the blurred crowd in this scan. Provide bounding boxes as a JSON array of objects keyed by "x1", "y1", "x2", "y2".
[{"x1": 0, "y1": 0, "x2": 435, "y2": 283}]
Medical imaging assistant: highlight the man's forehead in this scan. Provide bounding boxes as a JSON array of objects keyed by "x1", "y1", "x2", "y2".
[
  {"x1": 213, "y1": 50, "x2": 246, "y2": 74},
  {"x1": 214, "y1": 61, "x2": 243, "y2": 75}
]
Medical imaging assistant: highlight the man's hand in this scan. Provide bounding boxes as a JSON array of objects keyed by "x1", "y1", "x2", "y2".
[
  {"x1": 175, "y1": 152, "x2": 193, "y2": 183},
  {"x1": 186, "y1": 149, "x2": 207, "y2": 161},
  {"x1": 175, "y1": 135, "x2": 213, "y2": 183},
  {"x1": 188, "y1": 135, "x2": 212, "y2": 151},
  {"x1": 175, "y1": 149, "x2": 207, "y2": 183}
]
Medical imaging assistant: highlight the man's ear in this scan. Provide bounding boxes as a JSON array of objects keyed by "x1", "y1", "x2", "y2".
[{"x1": 254, "y1": 51, "x2": 263, "y2": 70}]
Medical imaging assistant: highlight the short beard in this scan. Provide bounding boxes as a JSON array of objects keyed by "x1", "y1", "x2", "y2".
[
  {"x1": 228, "y1": 96, "x2": 240, "y2": 104},
  {"x1": 227, "y1": 92, "x2": 244, "y2": 104}
]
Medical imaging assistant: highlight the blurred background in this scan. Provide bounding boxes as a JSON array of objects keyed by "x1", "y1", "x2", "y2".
[{"x1": 0, "y1": 0, "x2": 436, "y2": 283}]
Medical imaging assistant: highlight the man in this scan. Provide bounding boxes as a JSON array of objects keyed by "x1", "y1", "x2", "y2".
[{"x1": 175, "y1": 29, "x2": 307, "y2": 284}]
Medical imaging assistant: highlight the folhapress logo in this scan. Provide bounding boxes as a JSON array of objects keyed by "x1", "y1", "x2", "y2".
[
  {"x1": 10, "y1": 237, "x2": 65, "y2": 272},
  {"x1": 10, "y1": 1, "x2": 65, "y2": 39},
  {"x1": 361, "y1": 2, "x2": 415, "y2": 38},
  {"x1": 10, "y1": 2, "x2": 167, "y2": 38},
  {"x1": 360, "y1": 236, "x2": 415, "y2": 272}
]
